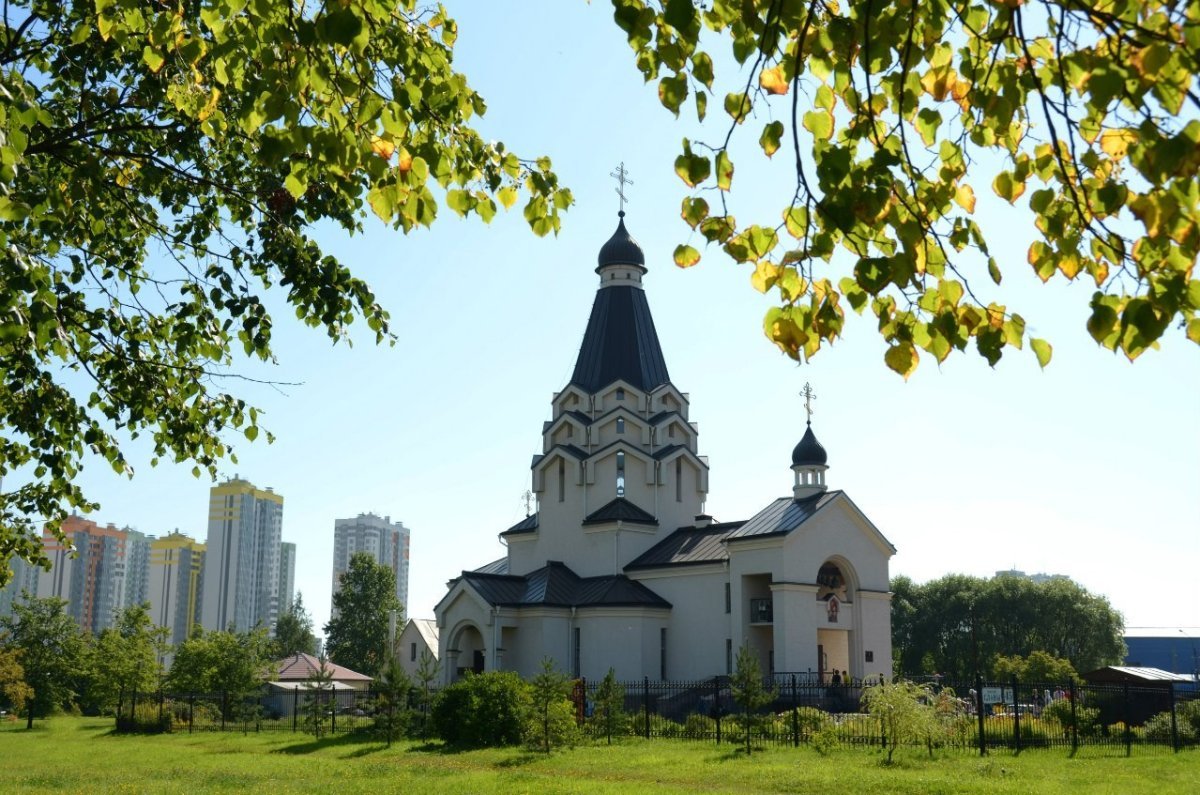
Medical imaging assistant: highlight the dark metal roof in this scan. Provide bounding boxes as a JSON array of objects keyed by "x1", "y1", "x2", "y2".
[
  {"x1": 473, "y1": 557, "x2": 510, "y2": 575},
  {"x1": 725, "y1": 491, "x2": 841, "y2": 540},
  {"x1": 1082, "y1": 666, "x2": 1191, "y2": 684},
  {"x1": 596, "y1": 212, "x2": 646, "y2": 270},
  {"x1": 569, "y1": 285, "x2": 670, "y2": 394},
  {"x1": 499, "y1": 514, "x2": 538, "y2": 537},
  {"x1": 461, "y1": 561, "x2": 670, "y2": 609},
  {"x1": 625, "y1": 522, "x2": 747, "y2": 570},
  {"x1": 582, "y1": 497, "x2": 658, "y2": 526},
  {"x1": 791, "y1": 424, "x2": 828, "y2": 466}
]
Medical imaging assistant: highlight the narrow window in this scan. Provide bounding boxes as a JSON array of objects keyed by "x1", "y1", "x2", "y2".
[
  {"x1": 616, "y1": 452, "x2": 625, "y2": 497},
  {"x1": 724, "y1": 583, "x2": 731, "y2": 614},
  {"x1": 725, "y1": 639, "x2": 733, "y2": 675},
  {"x1": 573, "y1": 627, "x2": 581, "y2": 677},
  {"x1": 616, "y1": 418, "x2": 625, "y2": 434},
  {"x1": 668, "y1": 424, "x2": 675, "y2": 439},
  {"x1": 558, "y1": 458, "x2": 565, "y2": 502},
  {"x1": 768, "y1": 650, "x2": 775, "y2": 675},
  {"x1": 566, "y1": 425, "x2": 574, "y2": 438},
  {"x1": 660, "y1": 628, "x2": 667, "y2": 680},
  {"x1": 410, "y1": 642, "x2": 417, "y2": 662},
  {"x1": 675, "y1": 458, "x2": 682, "y2": 502},
  {"x1": 616, "y1": 387, "x2": 625, "y2": 401}
]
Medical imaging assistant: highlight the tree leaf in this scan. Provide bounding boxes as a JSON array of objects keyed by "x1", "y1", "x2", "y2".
[
  {"x1": 1030, "y1": 337, "x2": 1052, "y2": 368},
  {"x1": 673, "y1": 244, "x2": 701, "y2": 268}
]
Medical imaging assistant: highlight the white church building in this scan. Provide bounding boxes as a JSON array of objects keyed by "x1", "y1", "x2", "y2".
[{"x1": 434, "y1": 211, "x2": 895, "y2": 684}]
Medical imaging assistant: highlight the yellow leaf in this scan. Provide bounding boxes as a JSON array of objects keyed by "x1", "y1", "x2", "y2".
[
  {"x1": 370, "y1": 135, "x2": 396, "y2": 160},
  {"x1": 750, "y1": 261, "x2": 780, "y2": 293},
  {"x1": 1099, "y1": 129, "x2": 1137, "y2": 159},
  {"x1": 954, "y1": 184, "x2": 976, "y2": 214},
  {"x1": 884, "y1": 342, "x2": 919, "y2": 379},
  {"x1": 673, "y1": 244, "x2": 701, "y2": 268},
  {"x1": 396, "y1": 148, "x2": 413, "y2": 173},
  {"x1": 497, "y1": 186, "x2": 518, "y2": 210},
  {"x1": 1031, "y1": 337, "x2": 1052, "y2": 368},
  {"x1": 759, "y1": 66, "x2": 789, "y2": 96}
]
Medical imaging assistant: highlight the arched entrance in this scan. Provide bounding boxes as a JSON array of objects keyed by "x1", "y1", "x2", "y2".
[
  {"x1": 815, "y1": 558, "x2": 857, "y2": 682},
  {"x1": 448, "y1": 623, "x2": 486, "y2": 681}
]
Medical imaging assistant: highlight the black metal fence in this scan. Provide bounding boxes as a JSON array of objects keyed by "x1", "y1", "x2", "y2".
[{"x1": 118, "y1": 675, "x2": 1199, "y2": 755}]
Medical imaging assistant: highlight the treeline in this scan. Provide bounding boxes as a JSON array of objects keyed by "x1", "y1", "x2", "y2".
[{"x1": 891, "y1": 573, "x2": 1126, "y2": 680}]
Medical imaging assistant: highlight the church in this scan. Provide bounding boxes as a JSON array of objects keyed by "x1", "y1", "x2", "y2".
[{"x1": 434, "y1": 208, "x2": 896, "y2": 684}]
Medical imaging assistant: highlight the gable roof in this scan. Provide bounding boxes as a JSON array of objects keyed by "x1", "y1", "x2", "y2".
[
  {"x1": 405, "y1": 618, "x2": 439, "y2": 652},
  {"x1": 473, "y1": 557, "x2": 510, "y2": 575},
  {"x1": 624, "y1": 522, "x2": 746, "y2": 569},
  {"x1": 460, "y1": 561, "x2": 670, "y2": 609},
  {"x1": 570, "y1": 283, "x2": 670, "y2": 394},
  {"x1": 274, "y1": 652, "x2": 372, "y2": 682},
  {"x1": 583, "y1": 497, "x2": 658, "y2": 526},
  {"x1": 1082, "y1": 666, "x2": 1191, "y2": 684},
  {"x1": 725, "y1": 491, "x2": 842, "y2": 540},
  {"x1": 500, "y1": 513, "x2": 538, "y2": 537}
]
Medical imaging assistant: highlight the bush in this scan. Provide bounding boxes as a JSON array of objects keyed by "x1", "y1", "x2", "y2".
[
  {"x1": 1042, "y1": 699, "x2": 1099, "y2": 738},
  {"x1": 432, "y1": 671, "x2": 531, "y2": 748},
  {"x1": 524, "y1": 696, "x2": 579, "y2": 751},
  {"x1": 115, "y1": 702, "x2": 171, "y2": 734},
  {"x1": 793, "y1": 706, "x2": 830, "y2": 736},
  {"x1": 683, "y1": 713, "x2": 717, "y2": 738}
]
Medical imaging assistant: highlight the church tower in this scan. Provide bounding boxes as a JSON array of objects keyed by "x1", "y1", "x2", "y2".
[
  {"x1": 791, "y1": 383, "x2": 829, "y2": 500},
  {"x1": 505, "y1": 211, "x2": 709, "y2": 578}
]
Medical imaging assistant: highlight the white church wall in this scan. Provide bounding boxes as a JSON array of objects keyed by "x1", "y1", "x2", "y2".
[
  {"x1": 576, "y1": 608, "x2": 670, "y2": 680},
  {"x1": 630, "y1": 565, "x2": 729, "y2": 679}
]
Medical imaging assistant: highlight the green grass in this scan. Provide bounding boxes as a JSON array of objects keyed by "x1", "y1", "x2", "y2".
[{"x1": 0, "y1": 718, "x2": 1196, "y2": 793}]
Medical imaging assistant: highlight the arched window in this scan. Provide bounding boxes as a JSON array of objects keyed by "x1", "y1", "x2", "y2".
[
  {"x1": 616, "y1": 387, "x2": 625, "y2": 401},
  {"x1": 557, "y1": 458, "x2": 565, "y2": 502},
  {"x1": 616, "y1": 452, "x2": 625, "y2": 497},
  {"x1": 675, "y1": 458, "x2": 683, "y2": 502},
  {"x1": 616, "y1": 418, "x2": 625, "y2": 434}
]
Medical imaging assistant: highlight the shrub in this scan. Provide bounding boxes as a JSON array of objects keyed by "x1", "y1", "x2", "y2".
[
  {"x1": 115, "y1": 702, "x2": 171, "y2": 734},
  {"x1": 432, "y1": 671, "x2": 531, "y2": 748},
  {"x1": 683, "y1": 713, "x2": 717, "y2": 739},
  {"x1": 793, "y1": 706, "x2": 830, "y2": 736},
  {"x1": 1042, "y1": 699, "x2": 1099, "y2": 738}
]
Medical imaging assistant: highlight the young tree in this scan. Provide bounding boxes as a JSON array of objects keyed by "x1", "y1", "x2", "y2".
[
  {"x1": 374, "y1": 653, "x2": 412, "y2": 747},
  {"x1": 993, "y1": 650, "x2": 1079, "y2": 684},
  {"x1": 167, "y1": 627, "x2": 275, "y2": 698},
  {"x1": 0, "y1": 595, "x2": 86, "y2": 728},
  {"x1": 590, "y1": 667, "x2": 628, "y2": 744},
  {"x1": 413, "y1": 647, "x2": 441, "y2": 739},
  {"x1": 862, "y1": 679, "x2": 937, "y2": 763},
  {"x1": 611, "y1": 1, "x2": 1199, "y2": 375},
  {"x1": 324, "y1": 553, "x2": 401, "y2": 676},
  {"x1": 302, "y1": 653, "x2": 335, "y2": 739},
  {"x1": 526, "y1": 657, "x2": 577, "y2": 753},
  {"x1": 272, "y1": 593, "x2": 317, "y2": 659},
  {"x1": 84, "y1": 603, "x2": 168, "y2": 716},
  {"x1": 729, "y1": 643, "x2": 775, "y2": 756},
  {"x1": 0, "y1": 0, "x2": 570, "y2": 587},
  {"x1": 0, "y1": 647, "x2": 33, "y2": 717}
]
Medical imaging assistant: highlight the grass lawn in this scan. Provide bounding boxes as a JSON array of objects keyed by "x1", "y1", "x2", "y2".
[{"x1": 1, "y1": 718, "x2": 1196, "y2": 793}]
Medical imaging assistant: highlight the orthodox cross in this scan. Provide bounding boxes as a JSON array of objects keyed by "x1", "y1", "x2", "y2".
[
  {"x1": 800, "y1": 382, "x2": 817, "y2": 424},
  {"x1": 610, "y1": 162, "x2": 633, "y2": 212},
  {"x1": 522, "y1": 489, "x2": 534, "y2": 518}
]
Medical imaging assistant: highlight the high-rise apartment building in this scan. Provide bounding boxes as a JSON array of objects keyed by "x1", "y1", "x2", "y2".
[
  {"x1": 278, "y1": 541, "x2": 297, "y2": 615},
  {"x1": 201, "y1": 477, "x2": 284, "y2": 633},
  {"x1": 122, "y1": 529, "x2": 152, "y2": 609},
  {"x1": 332, "y1": 513, "x2": 409, "y2": 616},
  {"x1": 0, "y1": 556, "x2": 41, "y2": 622},
  {"x1": 148, "y1": 531, "x2": 206, "y2": 645},
  {"x1": 35, "y1": 516, "x2": 128, "y2": 634}
]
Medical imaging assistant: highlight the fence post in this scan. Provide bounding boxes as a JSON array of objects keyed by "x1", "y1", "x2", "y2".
[
  {"x1": 188, "y1": 694, "x2": 194, "y2": 734},
  {"x1": 791, "y1": 675, "x2": 800, "y2": 747},
  {"x1": 158, "y1": 688, "x2": 164, "y2": 726},
  {"x1": 975, "y1": 675, "x2": 986, "y2": 757},
  {"x1": 1011, "y1": 677, "x2": 1021, "y2": 753},
  {"x1": 1123, "y1": 682, "x2": 1131, "y2": 757},
  {"x1": 1068, "y1": 679, "x2": 1078, "y2": 753},
  {"x1": 293, "y1": 686, "x2": 299, "y2": 732},
  {"x1": 1168, "y1": 682, "x2": 1179, "y2": 752},
  {"x1": 221, "y1": 691, "x2": 227, "y2": 731},
  {"x1": 643, "y1": 677, "x2": 650, "y2": 739},
  {"x1": 713, "y1": 676, "x2": 720, "y2": 746},
  {"x1": 331, "y1": 689, "x2": 337, "y2": 735},
  {"x1": 132, "y1": 685, "x2": 138, "y2": 725}
]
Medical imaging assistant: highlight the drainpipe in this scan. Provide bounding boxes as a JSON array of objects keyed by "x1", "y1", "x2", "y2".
[
  {"x1": 614, "y1": 520, "x2": 623, "y2": 575},
  {"x1": 491, "y1": 606, "x2": 501, "y2": 671},
  {"x1": 569, "y1": 606, "x2": 577, "y2": 674}
]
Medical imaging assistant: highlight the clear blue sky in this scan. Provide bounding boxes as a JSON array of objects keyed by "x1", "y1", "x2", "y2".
[{"x1": 74, "y1": 1, "x2": 1199, "y2": 639}]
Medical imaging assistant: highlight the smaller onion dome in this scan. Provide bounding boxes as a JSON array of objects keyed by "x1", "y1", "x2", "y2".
[
  {"x1": 791, "y1": 424, "x2": 828, "y2": 467},
  {"x1": 596, "y1": 211, "x2": 646, "y2": 272}
]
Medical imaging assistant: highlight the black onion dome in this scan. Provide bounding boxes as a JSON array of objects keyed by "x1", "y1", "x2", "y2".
[
  {"x1": 791, "y1": 424, "x2": 828, "y2": 466},
  {"x1": 596, "y1": 211, "x2": 646, "y2": 271}
]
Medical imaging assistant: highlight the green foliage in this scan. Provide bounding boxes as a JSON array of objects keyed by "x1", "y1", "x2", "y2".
[
  {"x1": 612, "y1": 0, "x2": 1200, "y2": 375},
  {"x1": 0, "y1": 646, "x2": 33, "y2": 715},
  {"x1": 114, "y1": 701, "x2": 172, "y2": 734},
  {"x1": 729, "y1": 643, "x2": 775, "y2": 755},
  {"x1": 589, "y1": 668, "x2": 629, "y2": 743},
  {"x1": 82, "y1": 603, "x2": 168, "y2": 716},
  {"x1": 374, "y1": 653, "x2": 412, "y2": 747},
  {"x1": 526, "y1": 658, "x2": 577, "y2": 753},
  {"x1": 0, "y1": 0, "x2": 571, "y2": 587},
  {"x1": 302, "y1": 653, "x2": 335, "y2": 739},
  {"x1": 862, "y1": 679, "x2": 936, "y2": 762},
  {"x1": 272, "y1": 593, "x2": 317, "y2": 659},
  {"x1": 992, "y1": 651, "x2": 1079, "y2": 684},
  {"x1": 324, "y1": 553, "x2": 401, "y2": 676},
  {"x1": 413, "y1": 647, "x2": 440, "y2": 739},
  {"x1": 1143, "y1": 700, "x2": 1200, "y2": 743},
  {"x1": 0, "y1": 594, "x2": 86, "y2": 726},
  {"x1": 431, "y1": 671, "x2": 531, "y2": 748},
  {"x1": 1042, "y1": 698, "x2": 1100, "y2": 738},
  {"x1": 166, "y1": 627, "x2": 274, "y2": 698},
  {"x1": 890, "y1": 573, "x2": 1125, "y2": 679}
]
